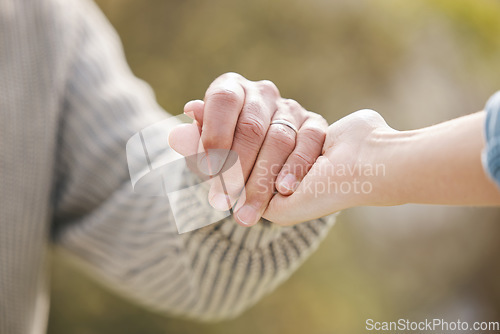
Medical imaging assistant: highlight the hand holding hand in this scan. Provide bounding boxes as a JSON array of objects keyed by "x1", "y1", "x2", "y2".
[
  {"x1": 168, "y1": 72, "x2": 328, "y2": 226},
  {"x1": 263, "y1": 109, "x2": 394, "y2": 225},
  {"x1": 264, "y1": 107, "x2": 500, "y2": 225}
]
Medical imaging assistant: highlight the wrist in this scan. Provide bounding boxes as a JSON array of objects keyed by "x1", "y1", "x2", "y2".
[{"x1": 362, "y1": 127, "x2": 417, "y2": 207}]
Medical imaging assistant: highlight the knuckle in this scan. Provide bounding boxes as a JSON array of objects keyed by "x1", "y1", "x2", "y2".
[
  {"x1": 202, "y1": 133, "x2": 232, "y2": 150},
  {"x1": 257, "y1": 80, "x2": 280, "y2": 98},
  {"x1": 220, "y1": 72, "x2": 242, "y2": 80},
  {"x1": 248, "y1": 176, "x2": 273, "y2": 198},
  {"x1": 356, "y1": 108, "x2": 378, "y2": 116},
  {"x1": 292, "y1": 149, "x2": 317, "y2": 168},
  {"x1": 242, "y1": 99, "x2": 264, "y2": 116},
  {"x1": 206, "y1": 88, "x2": 241, "y2": 108},
  {"x1": 245, "y1": 174, "x2": 274, "y2": 199},
  {"x1": 300, "y1": 126, "x2": 326, "y2": 147},
  {"x1": 354, "y1": 108, "x2": 382, "y2": 122},
  {"x1": 235, "y1": 114, "x2": 267, "y2": 143},
  {"x1": 283, "y1": 98, "x2": 302, "y2": 111},
  {"x1": 308, "y1": 112, "x2": 328, "y2": 127},
  {"x1": 267, "y1": 126, "x2": 296, "y2": 152},
  {"x1": 282, "y1": 98, "x2": 307, "y2": 119},
  {"x1": 344, "y1": 109, "x2": 386, "y2": 130}
]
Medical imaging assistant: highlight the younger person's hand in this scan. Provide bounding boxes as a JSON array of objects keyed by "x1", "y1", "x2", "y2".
[{"x1": 264, "y1": 108, "x2": 500, "y2": 226}]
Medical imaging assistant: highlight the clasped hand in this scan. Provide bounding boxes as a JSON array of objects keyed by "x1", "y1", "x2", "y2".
[{"x1": 169, "y1": 72, "x2": 392, "y2": 226}]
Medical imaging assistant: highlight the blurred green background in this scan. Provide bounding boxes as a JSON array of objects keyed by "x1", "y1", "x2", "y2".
[{"x1": 48, "y1": 0, "x2": 500, "y2": 333}]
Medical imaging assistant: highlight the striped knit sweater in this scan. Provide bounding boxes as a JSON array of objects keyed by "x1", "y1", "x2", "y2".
[{"x1": 0, "y1": 0, "x2": 334, "y2": 333}]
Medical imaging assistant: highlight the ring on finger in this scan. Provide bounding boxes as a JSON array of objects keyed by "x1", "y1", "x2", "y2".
[{"x1": 270, "y1": 119, "x2": 299, "y2": 134}]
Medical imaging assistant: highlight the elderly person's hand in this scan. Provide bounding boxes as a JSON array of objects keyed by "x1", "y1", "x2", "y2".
[{"x1": 168, "y1": 72, "x2": 328, "y2": 227}]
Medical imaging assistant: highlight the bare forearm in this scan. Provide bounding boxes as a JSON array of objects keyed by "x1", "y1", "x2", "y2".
[
  {"x1": 264, "y1": 109, "x2": 500, "y2": 226},
  {"x1": 370, "y1": 111, "x2": 500, "y2": 206}
]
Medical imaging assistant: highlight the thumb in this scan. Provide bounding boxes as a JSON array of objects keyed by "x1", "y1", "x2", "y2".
[{"x1": 168, "y1": 121, "x2": 201, "y2": 156}]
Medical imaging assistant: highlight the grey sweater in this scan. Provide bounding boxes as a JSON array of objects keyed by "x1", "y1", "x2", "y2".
[{"x1": 0, "y1": 0, "x2": 334, "y2": 333}]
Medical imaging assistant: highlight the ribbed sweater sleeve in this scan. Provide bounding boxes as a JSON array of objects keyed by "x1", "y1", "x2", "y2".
[{"x1": 51, "y1": 0, "x2": 335, "y2": 320}]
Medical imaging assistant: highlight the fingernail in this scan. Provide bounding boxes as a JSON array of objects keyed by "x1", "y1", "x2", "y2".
[
  {"x1": 210, "y1": 193, "x2": 231, "y2": 211},
  {"x1": 236, "y1": 205, "x2": 258, "y2": 226},
  {"x1": 279, "y1": 173, "x2": 298, "y2": 192},
  {"x1": 184, "y1": 110, "x2": 195, "y2": 119}
]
